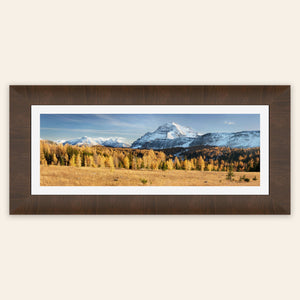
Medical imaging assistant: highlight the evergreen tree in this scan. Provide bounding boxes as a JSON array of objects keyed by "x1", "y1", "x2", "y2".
[
  {"x1": 226, "y1": 165, "x2": 234, "y2": 181},
  {"x1": 161, "y1": 161, "x2": 168, "y2": 171}
]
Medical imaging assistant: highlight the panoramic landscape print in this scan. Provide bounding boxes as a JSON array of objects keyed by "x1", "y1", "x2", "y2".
[{"x1": 40, "y1": 114, "x2": 260, "y2": 186}]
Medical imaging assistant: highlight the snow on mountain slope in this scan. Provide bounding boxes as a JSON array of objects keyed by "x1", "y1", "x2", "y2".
[
  {"x1": 190, "y1": 131, "x2": 260, "y2": 148},
  {"x1": 54, "y1": 122, "x2": 260, "y2": 150},
  {"x1": 131, "y1": 122, "x2": 199, "y2": 149},
  {"x1": 131, "y1": 122, "x2": 260, "y2": 149},
  {"x1": 56, "y1": 136, "x2": 130, "y2": 148}
]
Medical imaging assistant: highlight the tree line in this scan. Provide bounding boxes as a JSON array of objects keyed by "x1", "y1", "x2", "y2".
[{"x1": 40, "y1": 140, "x2": 260, "y2": 172}]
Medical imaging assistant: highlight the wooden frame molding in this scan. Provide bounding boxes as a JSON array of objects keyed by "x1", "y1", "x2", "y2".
[{"x1": 10, "y1": 85, "x2": 290, "y2": 214}]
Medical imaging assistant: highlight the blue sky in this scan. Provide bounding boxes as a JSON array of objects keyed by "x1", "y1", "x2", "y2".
[{"x1": 40, "y1": 114, "x2": 260, "y2": 143}]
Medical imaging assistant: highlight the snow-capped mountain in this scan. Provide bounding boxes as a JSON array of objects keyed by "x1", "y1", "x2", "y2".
[
  {"x1": 56, "y1": 136, "x2": 130, "y2": 148},
  {"x1": 131, "y1": 122, "x2": 260, "y2": 149},
  {"x1": 53, "y1": 122, "x2": 260, "y2": 150},
  {"x1": 131, "y1": 122, "x2": 200, "y2": 149},
  {"x1": 190, "y1": 131, "x2": 260, "y2": 148}
]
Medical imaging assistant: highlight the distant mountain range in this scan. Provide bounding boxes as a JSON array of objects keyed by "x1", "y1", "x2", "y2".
[
  {"x1": 190, "y1": 131, "x2": 260, "y2": 149},
  {"x1": 131, "y1": 122, "x2": 260, "y2": 149},
  {"x1": 56, "y1": 136, "x2": 130, "y2": 148},
  {"x1": 53, "y1": 122, "x2": 260, "y2": 149}
]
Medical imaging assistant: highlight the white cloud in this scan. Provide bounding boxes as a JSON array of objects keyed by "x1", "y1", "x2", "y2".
[
  {"x1": 224, "y1": 121, "x2": 235, "y2": 125},
  {"x1": 95, "y1": 115, "x2": 143, "y2": 128}
]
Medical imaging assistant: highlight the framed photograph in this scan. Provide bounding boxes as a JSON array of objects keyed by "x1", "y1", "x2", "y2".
[{"x1": 10, "y1": 86, "x2": 290, "y2": 214}]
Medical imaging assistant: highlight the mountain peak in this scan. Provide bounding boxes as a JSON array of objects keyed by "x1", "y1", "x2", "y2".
[
  {"x1": 164, "y1": 121, "x2": 178, "y2": 126},
  {"x1": 131, "y1": 122, "x2": 260, "y2": 150},
  {"x1": 155, "y1": 122, "x2": 197, "y2": 138},
  {"x1": 160, "y1": 121, "x2": 181, "y2": 128},
  {"x1": 131, "y1": 122, "x2": 198, "y2": 149}
]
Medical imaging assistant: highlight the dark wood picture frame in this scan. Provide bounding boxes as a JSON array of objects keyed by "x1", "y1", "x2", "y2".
[{"x1": 10, "y1": 85, "x2": 290, "y2": 214}]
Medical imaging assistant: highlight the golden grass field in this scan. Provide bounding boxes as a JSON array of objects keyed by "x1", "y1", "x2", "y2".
[{"x1": 40, "y1": 166, "x2": 260, "y2": 186}]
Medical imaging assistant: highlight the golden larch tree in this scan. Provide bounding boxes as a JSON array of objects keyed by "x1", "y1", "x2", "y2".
[
  {"x1": 69, "y1": 154, "x2": 76, "y2": 167},
  {"x1": 174, "y1": 157, "x2": 181, "y2": 169},
  {"x1": 166, "y1": 159, "x2": 173, "y2": 170},
  {"x1": 64, "y1": 153, "x2": 69, "y2": 166},
  {"x1": 52, "y1": 153, "x2": 58, "y2": 165},
  {"x1": 106, "y1": 156, "x2": 115, "y2": 170},
  {"x1": 123, "y1": 156, "x2": 130, "y2": 169},
  {"x1": 40, "y1": 151, "x2": 47, "y2": 166},
  {"x1": 75, "y1": 154, "x2": 81, "y2": 167},
  {"x1": 183, "y1": 160, "x2": 191, "y2": 171}
]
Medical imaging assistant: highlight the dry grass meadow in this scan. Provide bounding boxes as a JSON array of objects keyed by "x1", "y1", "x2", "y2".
[{"x1": 40, "y1": 166, "x2": 260, "y2": 186}]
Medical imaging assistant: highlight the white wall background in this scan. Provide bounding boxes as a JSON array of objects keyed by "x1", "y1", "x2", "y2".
[{"x1": 0, "y1": 1, "x2": 298, "y2": 299}]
